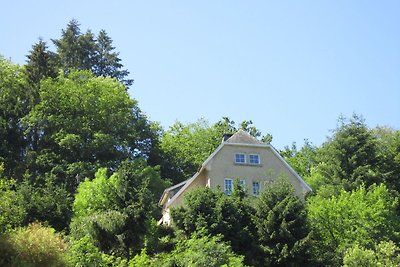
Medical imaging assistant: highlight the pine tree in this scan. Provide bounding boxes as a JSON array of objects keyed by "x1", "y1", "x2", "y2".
[
  {"x1": 25, "y1": 39, "x2": 58, "y2": 105},
  {"x1": 254, "y1": 178, "x2": 313, "y2": 267},
  {"x1": 94, "y1": 30, "x2": 132, "y2": 86}
]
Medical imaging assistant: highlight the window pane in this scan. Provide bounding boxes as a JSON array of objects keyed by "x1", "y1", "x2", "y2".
[
  {"x1": 235, "y1": 153, "x2": 245, "y2": 164},
  {"x1": 249, "y1": 154, "x2": 260, "y2": 164}
]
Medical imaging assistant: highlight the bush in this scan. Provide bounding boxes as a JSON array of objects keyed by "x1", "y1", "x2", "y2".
[{"x1": 0, "y1": 223, "x2": 67, "y2": 267}]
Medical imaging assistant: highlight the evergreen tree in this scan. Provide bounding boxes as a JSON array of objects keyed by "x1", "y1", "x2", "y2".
[
  {"x1": 253, "y1": 178, "x2": 313, "y2": 267},
  {"x1": 52, "y1": 19, "x2": 132, "y2": 86},
  {"x1": 25, "y1": 39, "x2": 58, "y2": 93},
  {"x1": 94, "y1": 30, "x2": 132, "y2": 86},
  {"x1": 52, "y1": 19, "x2": 85, "y2": 73},
  {"x1": 172, "y1": 184, "x2": 258, "y2": 266}
]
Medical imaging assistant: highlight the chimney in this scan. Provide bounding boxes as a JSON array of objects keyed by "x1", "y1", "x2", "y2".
[{"x1": 222, "y1": 133, "x2": 233, "y2": 143}]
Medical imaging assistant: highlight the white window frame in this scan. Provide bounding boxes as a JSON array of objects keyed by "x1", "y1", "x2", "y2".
[
  {"x1": 249, "y1": 154, "x2": 260, "y2": 165},
  {"x1": 252, "y1": 181, "x2": 261, "y2": 196},
  {"x1": 234, "y1": 153, "x2": 246, "y2": 164},
  {"x1": 224, "y1": 178, "x2": 233, "y2": 195}
]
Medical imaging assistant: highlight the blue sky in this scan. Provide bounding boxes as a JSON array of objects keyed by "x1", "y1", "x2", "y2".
[{"x1": 1, "y1": 1, "x2": 399, "y2": 149}]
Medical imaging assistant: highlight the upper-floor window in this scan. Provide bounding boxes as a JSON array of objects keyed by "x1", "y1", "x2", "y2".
[
  {"x1": 235, "y1": 153, "x2": 246, "y2": 164},
  {"x1": 224, "y1": 178, "x2": 233, "y2": 195},
  {"x1": 252, "y1": 181, "x2": 260, "y2": 196},
  {"x1": 249, "y1": 154, "x2": 260, "y2": 165}
]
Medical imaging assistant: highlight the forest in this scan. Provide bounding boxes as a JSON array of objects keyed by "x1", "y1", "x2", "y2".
[{"x1": 1, "y1": 20, "x2": 400, "y2": 267}]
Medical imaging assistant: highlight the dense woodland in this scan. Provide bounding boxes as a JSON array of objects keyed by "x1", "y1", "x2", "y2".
[{"x1": 1, "y1": 20, "x2": 400, "y2": 266}]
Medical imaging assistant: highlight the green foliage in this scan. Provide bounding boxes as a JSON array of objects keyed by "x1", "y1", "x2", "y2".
[
  {"x1": 343, "y1": 241, "x2": 400, "y2": 267},
  {"x1": 159, "y1": 118, "x2": 269, "y2": 183},
  {"x1": 280, "y1": 140, "x2": 317, "y2": 178},
  {"x1": 308, "y1": 184, "x2": 400, "y2": 265},
  {"x1": 25, "y1": 39, "x2": 58, "y2": 103},
  {"x1": 0, "y1": 223, "x2": 67, "y2": 267},
  {"x1": 253, "y1": 178, "x2": 313, "y2": 267},
  {"x1": 172, "y1": 185, "x2": 257, "y2": 265},
  {"x1": 52, "y1": 19, "x2": 133, "y2": 86},
  {"x1": 171, "y1": 233, "x2": 246, "y2": 267},
  {"x1": 311, "y1": 115, "x2": 380, "y2": 193},
  {"x1": 0, "y1": 178, "x2": 26, "y2": 233},
  {"x1": 23, "y1": 70, "x2": 152, "y2": 190},
  {"x1": 71, "y1": 159, "x2": 165, "y2": 258},
  {"x1": 67, "y1": 235, "x2": 105, "y2": 267},
  {"x1": 18, "y1": 177, "x2": 72, "y2": 231},
  {"x1": 0, "y1": 56, "x2": 28, "y2": 178},
  {"x1": 374, "y1": 127, "x2": 400, "y2": 192}
]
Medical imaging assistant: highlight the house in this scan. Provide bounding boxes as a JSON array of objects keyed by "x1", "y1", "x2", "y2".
[{"x1": 159, "y1": 129, "x2": 312, "y2": 225}]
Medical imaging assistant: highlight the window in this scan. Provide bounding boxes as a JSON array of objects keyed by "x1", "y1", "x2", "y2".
[
  {"x1": 224, "y1": 179, "x2": 233, "y2": 195},
  {"x1": 252, "y1": 181, "x2": 260, "y2": 196},
  {"x1": 249, "y1": 154, "x2": 260, "y2": 165},
  {"x1": 235, "y1": 153, "x2": 246, "y2": 164}
]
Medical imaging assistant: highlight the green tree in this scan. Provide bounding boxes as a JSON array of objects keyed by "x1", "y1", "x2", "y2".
[
  {"x1": 171, "y1": 233, "x2": 246, "y2": 267},
  {"x1": 25, "y1": 39, "x2": 58, "y2": 104},
  {"x1": 159, "y1": 118, "x2": 269, "y2": 183},
  {"x1": 253, "y1": 178, "x2": 313, "y2": 267},
  {"x1": 308, "y1": 184, "x2": 400, "y2": 265},
  {"x1": 52, "y1": 19, "x2": 132, "y2": 86},
  {"x1": 17, "y1": 177, "x2": 72, "y2": 231},
  {"x1": 93, "y1": 30, "x2": 132, "y2": 86},
  {"x1": 0, "y1": 177, "x2": 26, "y2": 234},
  {"x1": 0, "y1": 56, "x2": 28, "y2": 178},
  {"x1": 23, "y1": 70, "x2": 153, "y2": 190},
  {"x1": 343, "y1": 241, "x2": 400, "y2": 267},
  {"x1": 311, "y1": 115, "x2": 380, "y2": 194},
  {"x1": 71, "y1": 159, "x2": 167, "y2": 259},
  {"x1": 172, "y1": 184, "x2": 258, "y2": 265},
  {"x1": 374, "y1": 127, "x2": 400, "y2": 192},
  {"x1": 0, "y1": 223, "x2": 68, "y2": 267},
  {"x1": 280, "y1": 140, "x2": 318, "y2": 178}
]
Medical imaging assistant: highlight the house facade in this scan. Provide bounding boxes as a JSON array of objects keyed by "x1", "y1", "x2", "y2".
[{"x1": 159, "y1": 130, "x2": 312, "y2": 225}]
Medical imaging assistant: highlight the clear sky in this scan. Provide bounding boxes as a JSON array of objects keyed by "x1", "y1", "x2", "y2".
[{"x1": 1, "y1": 1, "x2": 399, "y2": 149}]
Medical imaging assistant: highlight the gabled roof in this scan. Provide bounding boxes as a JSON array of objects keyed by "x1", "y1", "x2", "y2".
[
  {"x1": 160, "y1": 130, "x2": 312, "y2": 209},
  {"x1": 159, "y1": 179, "x2": 188, "y2": 206},
  {"x1": 225, "y1": 129, "x2": 264, "y2": 144}
]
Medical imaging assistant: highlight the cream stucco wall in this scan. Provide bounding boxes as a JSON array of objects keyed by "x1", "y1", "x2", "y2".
[{"x1": 206, "y1": 144, "x2": 308, "y2": 197}]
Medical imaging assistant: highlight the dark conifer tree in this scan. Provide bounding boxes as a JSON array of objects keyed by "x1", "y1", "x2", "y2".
[
  {"x1": 25, "y1": 39, "x2": 58, "y2": 105},
  {"x1": 254, "y1": 178, "x2": 313, "y2": 267},
  {"x1": 94, "y1": 30, "x2": 133, "y2": 86}
]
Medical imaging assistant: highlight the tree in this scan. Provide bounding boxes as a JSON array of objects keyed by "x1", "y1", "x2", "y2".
[
  {"x1": 253, "y1": 178, "x2": 313, "y2": 267},
  {"x1": 343, "y1": 241, "x2": 400, "y2": 267},
  {"x1": 280, "y1": 140, "x2": 318, "y2": 178},
  {"x1": 159, "y1": 118, "x2": 270, "y2": 183},
  {"x1": 0, "y1": 56, "x2": 28, "y2": 179},
  {"x1": 307, "y1": 115, "x2": 382, "y2": 196},
  {"x1": 171, "y1": 233, "x2": 246, "y2": 267},
  {"x1": 307, "y1": 184, "x2": 400, "y2": 265},
  {"x1": 373, "y1": 127, "x2": 400, "y2": 192},
  {"x1": 23, "y1": 70, "x2": 153, "y2": 190},
  {"x1": 25, "y1": 39, "x2": 58, "y2": 104},
  {"x1": 93, "y1": 30, "x2": 132, "y2": 86},
  {"x1": 0, "y1": 177, "x2": 26, "y2": 234},
  {"x1": 52, "y1": 19, "x2": 133, "y2": 86},
  {"x1": 172, "y1": 184, "x2": 258, "y2": 265},
  {"x1": 70, "y1": 159, "x2": 167, "y2": 259},
  {"x1": 0, "y1": 223, "x2": 68, "y2": 267}
]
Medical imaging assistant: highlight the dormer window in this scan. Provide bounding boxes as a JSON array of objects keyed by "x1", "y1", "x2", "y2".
[
  {"x1": 249, "y1": 154, "x2": 260, "y2": 165},
  {"x1": 235, "y1": 153, "x2": 246, "y2": 164}
]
